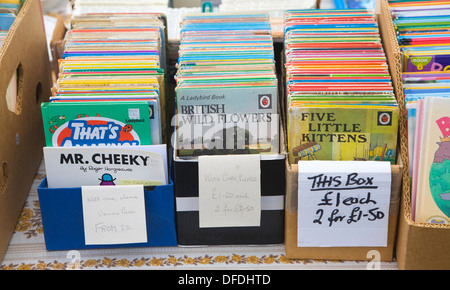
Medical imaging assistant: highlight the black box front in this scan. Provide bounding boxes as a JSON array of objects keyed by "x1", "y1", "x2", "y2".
[{"x1": 174, "y1": 157, "x2": 285, "y2": 245}]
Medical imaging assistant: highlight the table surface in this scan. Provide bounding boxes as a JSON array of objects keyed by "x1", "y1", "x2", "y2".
[
  {"x1": 0, "y1": 0, "x2": 401, "y2": 271},
  {"x1": 0, "y1": 159, "x2": 399, "y2": 270}
]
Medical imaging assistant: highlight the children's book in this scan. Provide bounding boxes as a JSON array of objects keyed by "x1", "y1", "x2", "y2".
[
  {"x1": 41, "y1": 101, "x2": 153, "y2": 147},
  {"x1": 415, "y1": 97, "x2": 450, "y2": 224},
  {"x1": 288, "y1": 105, "x2": 399, "y2": 164},
  {"x1": 175, "y1": 13, "x2": 279, "y2": 157},
  {"x1": 44, "y1": 145, "x2": 168, "y2": 188},
  {"x1": 411, "y1": 98, "x2": 424, "y2": 221}
]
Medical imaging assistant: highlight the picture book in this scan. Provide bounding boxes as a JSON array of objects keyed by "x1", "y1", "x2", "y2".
[
  {"x1": 288, "y1": 105, "x2": 399, "y2": 164},
  {"x1": 174, "y1": 12, "x2": 279, "y2": 157},
  {"x1": 284, "y1": 9, "x2": 398, "y2": 165},
  {"x1": 175, "y1": 86, "x2": 279, "y2": 156},
  {"x1": 41, "y1": 101, "x2": 153, "y2": 147},
  {"x1": 415, "y1": 97, "x2": 450, "y2": 224},
  {"x1": 44, "y1": 144, "x2": 168, "y2": 188}
]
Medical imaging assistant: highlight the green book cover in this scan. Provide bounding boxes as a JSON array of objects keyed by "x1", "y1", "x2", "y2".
[
  {"x1": 287, "y1": 105, "x2": 399, "y2": 164},
  {"x1": 41, "y1": 101, "x2": 152, "y2": 147}
]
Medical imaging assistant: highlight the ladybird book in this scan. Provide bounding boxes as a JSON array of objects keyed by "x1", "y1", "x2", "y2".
[
  {"x1": 41, "y1": 101, "x2": 153, "y2": 147},
  {"x1": 287, "y1": 105, "x2": 399, "y2": 164}
]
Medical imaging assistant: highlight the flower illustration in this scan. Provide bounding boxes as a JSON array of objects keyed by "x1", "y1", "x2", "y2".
[
  {"x1": 84, "y1": 259, "x2": 99, "y2": 268},
  {"x1": 116, "y1": 259, "x2": 130, "y2": 268},
  {"x1": 102, "y1": 257, "x2": 114, "y2": 267},
  {"x1": 214, "y1": 255, "x2": 228, "y2": 264},
  {"x1": 246, "y1": 256, "x2": 260, "y2": 264},
  {"x1": 199, "y1": 256, "x2": 213, "y2": 265},
  {"x1": 149, "y1": 258, "x2": 164, "y2": 267},
  {"x1": 231, "y1": 254, "x2": 243, "y2": 263}
]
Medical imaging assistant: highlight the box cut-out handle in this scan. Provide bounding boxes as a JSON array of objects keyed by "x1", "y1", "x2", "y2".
[
  {"x1": 5, "y1": 63, "x2": 23, "y2": 115},
  {"x1": 0, "y1": 162, "x2": 9, "y2": 195}
]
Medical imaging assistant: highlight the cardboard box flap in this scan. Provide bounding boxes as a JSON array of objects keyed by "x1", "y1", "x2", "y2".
[{"x1": 0, "y1": 0, "x2": 51, "y2": 262}]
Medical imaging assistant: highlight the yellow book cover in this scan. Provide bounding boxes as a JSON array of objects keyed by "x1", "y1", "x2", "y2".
[{"x1": 287, "y1": 105, "x2": 399, "y2": 164}]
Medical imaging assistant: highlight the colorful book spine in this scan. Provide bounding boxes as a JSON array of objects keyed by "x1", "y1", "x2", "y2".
[{"x1": 174, "y1": 13, "x2": 280, "y2": 157}]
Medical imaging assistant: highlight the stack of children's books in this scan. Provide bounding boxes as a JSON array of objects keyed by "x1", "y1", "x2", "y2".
[
  {"x1": 389, "y1": 0, "x2": 450, "y2": 224},
  {"x1": 174, "y1": 13, "x2": 280, "y2": 157},
  {"x1": 41, "y1": 9, "x2": 169, "y2": 188},
  {"x1": 284, "y1": 9, "x2": 399, "y2": 165},
  {"x1": 0, "y1": 0, "x2": 21, "y2": 14}
]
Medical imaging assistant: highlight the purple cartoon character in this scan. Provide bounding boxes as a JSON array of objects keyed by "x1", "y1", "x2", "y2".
[
  {"x1": 434, "y1": 117, "x2": 450, "y2": 163},
  {"x1": 99, "y1": 174, "x2": 116, "y2": 186},
  {"x1": 433, "y1": 140, "x2": 450, "y2": 164}
]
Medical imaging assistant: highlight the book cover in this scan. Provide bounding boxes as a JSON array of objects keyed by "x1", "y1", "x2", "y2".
[
  {"x1": 405, "y1": 54, "x2": 450, "y2": 72},
  {"x1": 175, "y1": 86, "x2": 279, "y2": 156},
  {"x1": 41, "y1": 101, "x2": 152, "y2": 147},
  {"x1": 43, "y1": 145, "x2": 168, "y2": 188},
  {"x1": 287, "y1": 105, "x2": 399, "y2": 164},
  {"x1": 415, "y1": 97, "x2": 450, "y2": 224},
  {"x1": 0, "y1": 11, "x2": 15, "y2": 31},
  {"x1": 48, "y1": 97, "x2": 161, "y2": 145}
]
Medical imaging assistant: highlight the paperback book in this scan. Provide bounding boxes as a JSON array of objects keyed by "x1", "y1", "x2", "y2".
[
  {"x1": 41, "y1": 101, "x2": 153, "y2": 147},
  {"x1": 288, "y1": 105, "x2": 399, "y2": 164},
  {"x1": 44, "y1": 145, "x2": 168, "y2": 188}
]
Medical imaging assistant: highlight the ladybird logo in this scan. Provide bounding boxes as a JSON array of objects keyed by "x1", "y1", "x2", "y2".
[
  {"x1": 377, "y1": 112, "x2": 392, "y2": 126},
  {"x1": 258, "y1": 94, "x2": 272, "y2": 109},
  {"x1": 52, "y1": 117, "x2": 141, "y2": 147}
]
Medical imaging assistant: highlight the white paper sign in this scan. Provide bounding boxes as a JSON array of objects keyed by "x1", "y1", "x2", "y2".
[
  {"x1": 297, "y1": 161, "x2": 391, "y2": 247},
  {"x1": 81, "y1": 185, "x2": 147, "y2": 245},
  {"x1": 44, "y1": 145, "x2": 168, "y2": 188},
  {"x1": 198, "y1": 154, "x2": 261, "y2": 228}
]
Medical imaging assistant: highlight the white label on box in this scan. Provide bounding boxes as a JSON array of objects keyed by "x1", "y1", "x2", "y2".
[
  {"x1": 297, "y1": 161, "x2": 391, "y2": 247},
  {"x1": 198, "y1": 154, "x2": 261, "y2": 228},
  {"x1": 44, "y1": 145, "x2": 168, "y2": 188},
  {"x1": 81, "y1": 185, "x2": 147, "y2": 245}
]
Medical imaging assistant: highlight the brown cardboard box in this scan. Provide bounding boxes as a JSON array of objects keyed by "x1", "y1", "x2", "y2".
[
  {"x1": 285, "y1": 161, "x2": 403, "y2": 261},
  {"x1": 378, "y1": 0, "x2": 450, "y2": 270},
  {"x1": 0, "y1": 0, "x2": 52, "y2": 262},
  {"x1": 283, "y1": 2, "x2": 405, "y2": 261},
  {"x1": 49, "y1": 14, "x2": 67, "y2": 80}
]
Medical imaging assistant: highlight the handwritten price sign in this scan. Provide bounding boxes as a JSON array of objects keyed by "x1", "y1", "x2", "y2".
[
  {"x1": 81, "y1": 185, "x2": 147, "y2": 245},
  {"x1": 297, "y1": 161, "x2": 391, "y2": 247},
  {"x1": 198, "y1": 155, "x2": 261, "y2": 228}
]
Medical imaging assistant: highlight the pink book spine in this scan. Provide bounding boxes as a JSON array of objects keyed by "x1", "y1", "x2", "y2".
[{"x1": 411, "y1": 98, "x2": 424, "y2": 221}]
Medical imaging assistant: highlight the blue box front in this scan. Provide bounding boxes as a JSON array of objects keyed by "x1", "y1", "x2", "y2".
[{"x1": 37, "y1": 178, "x2": 178, "y2": 251}]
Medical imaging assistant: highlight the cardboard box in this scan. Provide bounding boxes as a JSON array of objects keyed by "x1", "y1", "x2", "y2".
[
  {"x1": 283, "y1": 2, "x2": 405, "y2": 261},
  {"x1": 37, "y1": 178, "x2": 178, "y2": 250},
  {"x1": 396, "y1": 205, "x2": 450, "y2": 269},
  {"x1": 285, "y1": 161, "x2": 403, "y2": 261},
  {"x1": 377, "y1": 0, "x2": 450, "y2": 270},
  {"x1": 49, "y1": 13, "x2": 67, "y2": 80},
  {"x1": 0, "y1": 0, "x2": 52, "y2": 263}
]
